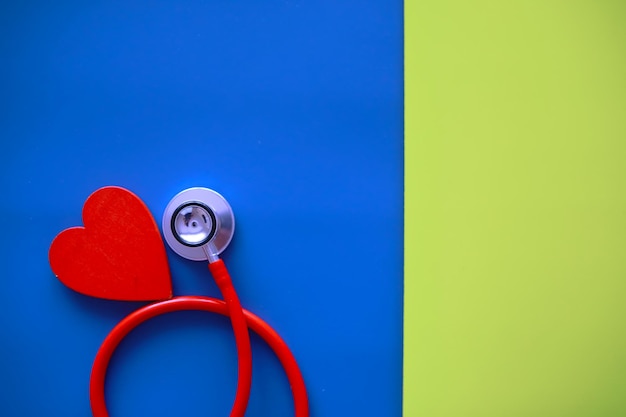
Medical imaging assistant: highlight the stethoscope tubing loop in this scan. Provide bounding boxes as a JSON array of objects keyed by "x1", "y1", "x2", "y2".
[{"x1": 89, "y1": 296, "x2": 309, "y2": 417}]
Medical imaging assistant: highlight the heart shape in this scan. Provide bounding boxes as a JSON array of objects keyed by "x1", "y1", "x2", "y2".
[{"x1": 49, "y1": 186, "x2": 172, "y2": 301}]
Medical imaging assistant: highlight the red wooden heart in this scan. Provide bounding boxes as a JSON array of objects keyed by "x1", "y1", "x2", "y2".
[{"x1": 49, "y1": 186, "x2": 172, "y2": 301}]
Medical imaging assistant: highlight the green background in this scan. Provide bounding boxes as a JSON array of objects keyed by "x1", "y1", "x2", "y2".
[{"x1": 405, "y1": 1, "x2": 626, "y2": 416}]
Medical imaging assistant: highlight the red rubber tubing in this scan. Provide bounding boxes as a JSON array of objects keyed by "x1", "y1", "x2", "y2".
[
  {"x1": 89, "y1": 260, "x2": 309, "y2": 417},
  {"x1": 209, "y1": 260, "x2": 252, "y2": 417}
]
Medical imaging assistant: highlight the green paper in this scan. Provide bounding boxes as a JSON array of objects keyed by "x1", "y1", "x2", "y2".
[{"x1": 404, "y1": 1, "x2": 626, "y2": 416}]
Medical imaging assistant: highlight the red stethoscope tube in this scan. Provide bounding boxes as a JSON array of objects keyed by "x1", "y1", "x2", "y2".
[{"x1": 90, "y1": 260, "x2": 309, "y2": 417}]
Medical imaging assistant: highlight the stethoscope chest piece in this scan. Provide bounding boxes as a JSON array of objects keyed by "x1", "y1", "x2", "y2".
[{"x1": 162, "y1": 187, "x2": 235, "y2": 261}]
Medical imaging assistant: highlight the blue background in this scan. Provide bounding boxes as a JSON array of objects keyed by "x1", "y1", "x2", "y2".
[{"x1": 0, "y1": 1, "x2": 403, "y2": 416}]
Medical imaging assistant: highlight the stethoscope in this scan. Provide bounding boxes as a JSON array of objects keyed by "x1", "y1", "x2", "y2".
[{"x1": 52, "y1": 187, "x2": 308, "y2": 417}]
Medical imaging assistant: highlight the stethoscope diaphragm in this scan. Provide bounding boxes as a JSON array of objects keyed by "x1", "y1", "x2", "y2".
[{"x1": 162, "y1": 187, "x2": 235, "y2": 261}]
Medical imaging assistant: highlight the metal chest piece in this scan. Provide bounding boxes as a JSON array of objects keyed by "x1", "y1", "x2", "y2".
[{"x1": 162, "y1": 187, "x2": 235, "y2": 261}]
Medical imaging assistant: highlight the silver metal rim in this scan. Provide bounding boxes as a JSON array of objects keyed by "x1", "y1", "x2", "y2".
[{"x1": 162, "y1": 187, "x2": 235, "y2": 261}]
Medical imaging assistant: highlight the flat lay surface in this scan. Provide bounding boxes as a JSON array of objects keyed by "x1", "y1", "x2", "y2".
[
  {"x1": 0, "y1": 2, "x2": 403, "y2": 416},
  {"x1": 405, "y1": 1, "x2": 626, "y2": 416}
]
